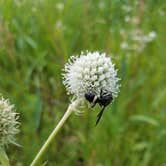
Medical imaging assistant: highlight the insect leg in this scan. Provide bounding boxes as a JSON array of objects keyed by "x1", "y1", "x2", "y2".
[
  {"x1": 95, "y1": 106, "x2": 106, "y2": 126},
  {"x1": 91, "y1": 102, "x2": 97, "y2": 108},
  {"x1": 91, "y1": 96, "x2": 98, "y2": 108}
]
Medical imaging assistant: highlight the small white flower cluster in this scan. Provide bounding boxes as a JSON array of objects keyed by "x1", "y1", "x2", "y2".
[
  {"x1": 63, "y1": 51, "x2": 120, "y2": 99},
  {"x1": 120, "y1": 29, "x2": 157, "y2": 52},
  {"x1": 121, "y1": 4, "x2": 132, "y2": 13},
  {"x1": 56, "y1": 2, "x2": 64, "y2": 11},
  {"x1": 158, "y1": 9, "x2": 165, "y2": 16},
  {"x1": 120, "y1": 3, "x2": 157, "y2": 54},
  {"x1": 98, "y1": 1, "x2": 106, "y2": 10},
  {"x1": 55, "y1": 20, "x2": 65, "y2": 31},
  {"x1": 120, "y1": 29, "x2": 157, "y2": 53},
  {"x1": 0, "y1": 96, "x2": 19, "y2": 147}
]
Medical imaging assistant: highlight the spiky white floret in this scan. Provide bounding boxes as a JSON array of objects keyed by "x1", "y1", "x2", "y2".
[
  {"x1": 0, "y1": 96, "x2": 19, "y2": 147},
  {"x1": 63, "y1": 51, "x2": 120, "y2": 99}
]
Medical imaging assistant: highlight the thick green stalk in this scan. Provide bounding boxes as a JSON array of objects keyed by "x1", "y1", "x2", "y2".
[
  {"x1": 0, "y1": 148, "x2": 10, "y2": 166},
  {"x1": 30, "y1": 99, "x2": 81, "y2": 166}
]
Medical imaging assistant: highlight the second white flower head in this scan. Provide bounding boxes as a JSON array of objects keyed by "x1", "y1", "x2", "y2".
[
  {"x1": 0, "y1": 96, "x2": 19, "y2": 147},
  {"x1": 63, "y1": 51, "x2": 120, "y2": 99}
]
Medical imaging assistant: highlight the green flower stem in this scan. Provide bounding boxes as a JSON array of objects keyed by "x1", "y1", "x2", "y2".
[
  {"x1": 0, "y1": 148, "x2": 10, "y2": 166},
  {"x1": 30, "y1": 99, "x2": 82, "y2": 166}
]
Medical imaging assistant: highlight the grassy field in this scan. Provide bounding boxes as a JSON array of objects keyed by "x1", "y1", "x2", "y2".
[{"x1": 0, "y1": 0, "x2": 166, "y2": 165}]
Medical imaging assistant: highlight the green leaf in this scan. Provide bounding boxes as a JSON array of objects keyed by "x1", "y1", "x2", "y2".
[
  {"x1": 24, "y1": 35, "x2": 37, "y2": 49},
  {"x1": 130, "y1": 115, "x2": 159, "y2": 127},
  {"x1": 132, "y1": 142, "x2": 149, "y2": 151}
]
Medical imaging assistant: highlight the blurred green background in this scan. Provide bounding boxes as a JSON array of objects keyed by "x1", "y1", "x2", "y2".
[{"x1": 0, "y1": 0, "x2": 166, "y2": 165}]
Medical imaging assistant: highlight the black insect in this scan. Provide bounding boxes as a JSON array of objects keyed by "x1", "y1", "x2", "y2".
[{"x1": 84, "y1": 90, "x2": 113, "y2": 125}]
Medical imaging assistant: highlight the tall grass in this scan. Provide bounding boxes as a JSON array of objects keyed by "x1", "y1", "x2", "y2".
[{"x1": 0, "y1": 0, "x2": 166, "y2": 165}]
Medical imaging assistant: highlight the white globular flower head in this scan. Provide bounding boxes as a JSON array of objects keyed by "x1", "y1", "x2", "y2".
[
  {"x1": 63, "y1": 51, "x2": 120, "y2": 100},
  {"x1": 0, "y1": 96, "x2": 19, "y2": 148}
]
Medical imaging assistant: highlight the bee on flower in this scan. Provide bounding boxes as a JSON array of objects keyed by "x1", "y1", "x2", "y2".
[{"x1": 63, "y1": 51, "x2": 120, "y2": 125}]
